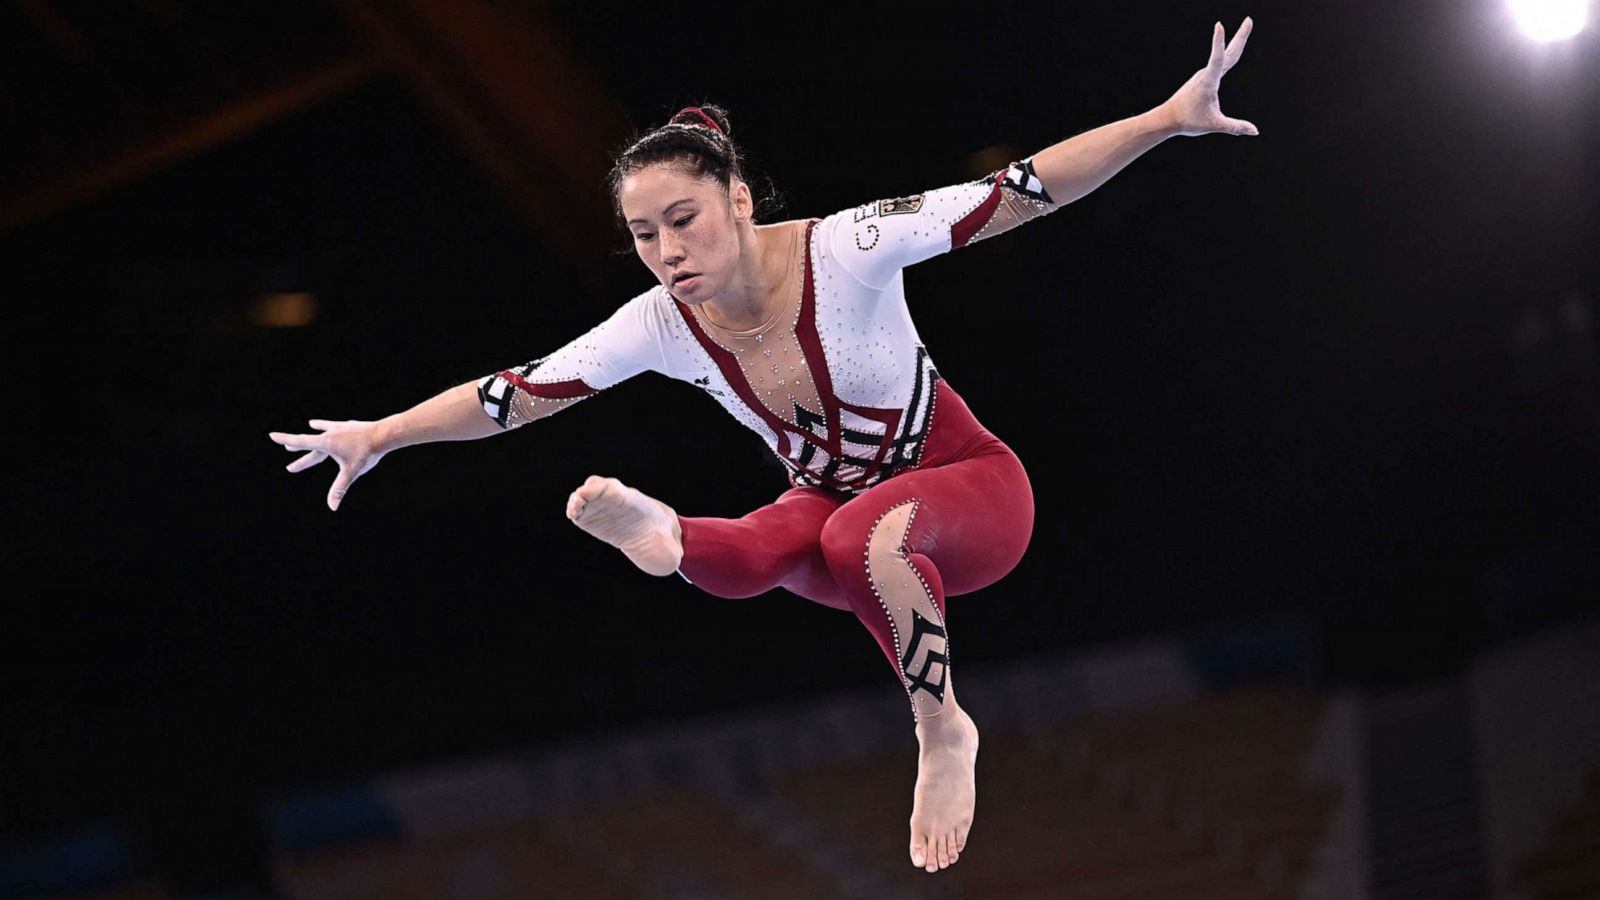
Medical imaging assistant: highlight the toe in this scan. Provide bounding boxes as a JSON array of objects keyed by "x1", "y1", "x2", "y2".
[
  {"x1": 937, "y1": 833, "x2": 950, "y2": 869},
  {"x1": 956, "y1": 827, "x2": 968, "y2": 853},
  {"x1": 909, "y1": 838, "x2": 926, "y2": 869}
]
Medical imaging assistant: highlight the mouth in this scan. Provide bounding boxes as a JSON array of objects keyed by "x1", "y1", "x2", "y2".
[{"x1": 672, "y1": 272, "x2": 701, "y2": 287}]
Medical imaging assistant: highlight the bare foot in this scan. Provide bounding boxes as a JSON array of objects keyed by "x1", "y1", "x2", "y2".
[
  {"x1": 909, "y1": 699, "x2": 979, "y2": 873},
  {"x1": 566, "y1": 475, "x2": 683, "y2": 576}
]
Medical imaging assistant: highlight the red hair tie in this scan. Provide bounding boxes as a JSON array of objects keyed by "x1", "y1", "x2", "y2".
[{"x1": 676, "y1": 106, "x2": 723, "y2": 135}]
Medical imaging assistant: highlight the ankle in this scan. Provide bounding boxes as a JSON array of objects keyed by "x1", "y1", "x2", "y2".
[{"x1": 915, "y1": 704, "x2": 973, "y2": 742}]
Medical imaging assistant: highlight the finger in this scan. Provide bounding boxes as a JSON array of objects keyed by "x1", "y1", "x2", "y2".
[
  {"x1": 270, "y1": 431, "x2": 325, "y2": 452},
  {"x1": 328, "y1": 465, "x2": 357, "y2": 511},
  {"x1": 1208, "y1": 21, "x2": 1226, "y2": 71},
  {"x1": 1218, "y1": 116, "x2": 1259, "y2": 136},
  {"x1": 308, "y1": 419, "x2": 338, "y2": 431},
  {"x1": 286, "y1": 450, "x2": 327, "y2": 473},
  {"x1": 1223, "y1": 17, "x2": 1253, "y2": 72}
]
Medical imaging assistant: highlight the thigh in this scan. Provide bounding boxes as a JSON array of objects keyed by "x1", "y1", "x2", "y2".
[
  {"x1": 829, "y1": 444, "x2": 1034, "y2": 596},
  {"x1": 678, "y1": 485, "x2": 850, "y2": 608},
  {"x1": 759, "y1": 486, "x2": 853, "y2": 607}
]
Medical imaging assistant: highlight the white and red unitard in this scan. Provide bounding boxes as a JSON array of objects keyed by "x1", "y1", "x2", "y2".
[{"x1": 479, "y1": 163, "x2": 1055, "y2": 717}]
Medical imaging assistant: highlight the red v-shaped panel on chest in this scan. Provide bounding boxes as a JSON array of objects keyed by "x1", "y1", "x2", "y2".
[{"x1": 673, "y1": 221, "x2": 911, "y2": 493}]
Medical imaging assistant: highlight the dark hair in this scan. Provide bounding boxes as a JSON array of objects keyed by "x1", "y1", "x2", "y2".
[{"x1": 606, "y1": 103, "x2": 782, "y2": 227}]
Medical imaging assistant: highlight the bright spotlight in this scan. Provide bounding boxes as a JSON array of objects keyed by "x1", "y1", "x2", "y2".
[{"x1": 1509, "y1": 0, "x2": 1589, "y2": 42}]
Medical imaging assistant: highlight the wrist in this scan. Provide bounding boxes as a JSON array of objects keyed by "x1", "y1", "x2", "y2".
[
  {"x1": 371, "y1": 414, "x2": 407, "y2": 455},
  {"x1": 1144, "y1": 104, "x2": 1182, "y2": 139}
]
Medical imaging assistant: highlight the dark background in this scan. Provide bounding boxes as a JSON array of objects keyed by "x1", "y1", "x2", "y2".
[{"x1": 3, "y1": 0, "x2": 1597, "y2": 892}]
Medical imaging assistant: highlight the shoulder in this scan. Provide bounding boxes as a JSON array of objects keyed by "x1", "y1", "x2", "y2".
[
  {"x1": 582, "y1": 284, "x2": 679, "y2": 350},
  {"x1": 607, "y1": 283, "x2": 675, "y2": 322}
]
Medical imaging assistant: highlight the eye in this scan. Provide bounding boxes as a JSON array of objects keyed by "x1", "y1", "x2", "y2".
[
  {"x1": 634, "y1": 232, "x2": 655, "y2": 243},
  {"x1": 673, "y1": 215, "x2": 695, "y2": 228}
]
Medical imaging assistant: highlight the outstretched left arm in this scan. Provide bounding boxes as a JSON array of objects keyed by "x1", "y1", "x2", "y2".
[
  {"x1": 1033, "y1": 18, "x2": 1257, "y2": 206},
  {"x1": 826, "y1": 20, "x2": 1257, "y2": 290}
]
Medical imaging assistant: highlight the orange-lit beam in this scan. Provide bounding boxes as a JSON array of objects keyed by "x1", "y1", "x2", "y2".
[
  {"x1": 334, "y1": 0, "x2": 631, "y2": 276},
  {"x1": 0, "y1": 54, "x2": 378, "y2": 232}
]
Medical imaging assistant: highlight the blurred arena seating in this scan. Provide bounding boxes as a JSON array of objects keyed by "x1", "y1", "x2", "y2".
[
  {"x1": 273, "y1": 819, "x2": 630, "y2": 900},
  {"x1": 263, "y1": 692, "x2": 1337, "y2": 899},
  {"x1": 12, "y1": 616, "x2": 1597, "y2": 899},
  {"x1": 1511, "y1": 768, "x2": 1600, "y2": 900},
  {"x1": 47, "y1": 883, "x2": 168, "y2": 890},
  {"x1": 1474, "y1": 616, "x2": 1600, "y2": 900},
  {"x1": 263, "y1": 690, "x2": 1338, "y2": 899},
  {"x1": 260, "y1": 631, "x2": 1347, "y2": 900},
  {"x1": 765, "y1": 690, "x2": 1336, "y2": 900}
]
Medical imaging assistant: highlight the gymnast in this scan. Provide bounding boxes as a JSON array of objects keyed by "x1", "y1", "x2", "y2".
[{"x1": 270, "y1": 18, "x2": 1257, "y2": 873}]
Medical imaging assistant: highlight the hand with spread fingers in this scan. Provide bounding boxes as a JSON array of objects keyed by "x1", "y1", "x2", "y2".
[
  {"x1": 268, "y1": 419, "x2": 386, "y2": 511},
  {"x1": 1162, "y1": 18, "x2": 1259, "y2": 137}
]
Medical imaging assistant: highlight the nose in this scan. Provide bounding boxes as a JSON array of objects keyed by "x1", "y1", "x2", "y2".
[{"x1": 659, "y1": 230, "x2": 685, "y2": 268}]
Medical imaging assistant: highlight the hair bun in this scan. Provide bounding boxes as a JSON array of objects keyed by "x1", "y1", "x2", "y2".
[
  {"x1": 671, "y1": 104, "x2": 731, "y2": 137},
  {"x1": 610, "y1": 101, "x2": 781, "y2": 227}
]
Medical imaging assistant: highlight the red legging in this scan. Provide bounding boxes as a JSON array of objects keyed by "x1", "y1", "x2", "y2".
[{"x1": 677, "y1": 381, "x2": 1034, "y2": 717}]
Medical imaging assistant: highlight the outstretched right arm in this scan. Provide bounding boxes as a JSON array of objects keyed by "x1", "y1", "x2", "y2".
[
  {"x1": 270, "y1": 291, "x2": 665, "y2": 511},
  {"x1": 269, "y1": 381, "x2": 501, "y2": 511}
]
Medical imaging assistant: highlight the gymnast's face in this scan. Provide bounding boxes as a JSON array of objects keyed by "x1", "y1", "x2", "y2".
[{"x1": 619, "y1": 163, "x2": 752, "y2": 304}]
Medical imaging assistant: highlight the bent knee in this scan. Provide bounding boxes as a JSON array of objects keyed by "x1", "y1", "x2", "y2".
[{"x1": 820, "y1": 500, "x2": 920, "y2": 580}]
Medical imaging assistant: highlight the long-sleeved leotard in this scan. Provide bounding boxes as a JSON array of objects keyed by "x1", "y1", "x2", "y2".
[{"x1": 478, "y1": 161, "x2": 1055, "y2": 718}]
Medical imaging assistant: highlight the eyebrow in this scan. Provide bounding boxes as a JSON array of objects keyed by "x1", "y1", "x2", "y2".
[{"x1": 626, "y1": 198, "x2": 695, "y2": 226}]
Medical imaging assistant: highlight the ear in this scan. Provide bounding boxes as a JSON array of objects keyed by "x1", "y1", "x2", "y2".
[{"x1": 729, "y1": 179, "x2": 754, "y2": 223}]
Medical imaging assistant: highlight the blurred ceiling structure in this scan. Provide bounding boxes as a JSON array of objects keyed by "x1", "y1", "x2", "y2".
[{"x1": 2, "y1": 0, "x2": 630, "y2": 273}]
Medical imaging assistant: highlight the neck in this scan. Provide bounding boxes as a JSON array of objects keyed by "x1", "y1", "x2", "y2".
[{"x1": 701, "y1": 222, "x2": 796, "y2": 330}]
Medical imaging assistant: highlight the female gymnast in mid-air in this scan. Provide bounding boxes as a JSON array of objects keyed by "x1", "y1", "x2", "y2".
[{"x1": 271, "y1": 19, "x2": 1257, "y2": 874}]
